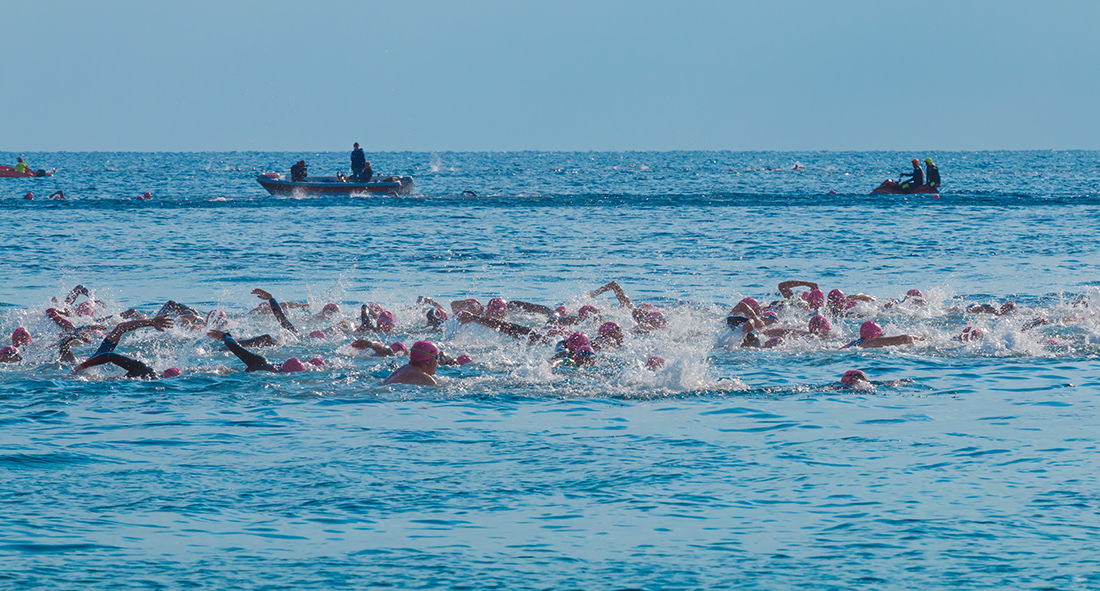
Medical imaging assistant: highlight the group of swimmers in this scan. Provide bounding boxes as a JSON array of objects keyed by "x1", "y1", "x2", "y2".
[{"x1": 1, "y1": 279, "x2": 1082, "y2": 390}]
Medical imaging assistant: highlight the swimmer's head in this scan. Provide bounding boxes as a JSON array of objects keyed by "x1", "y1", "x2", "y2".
[
  {"x1": 840, "y1": 369, "x2": 868, "y2": 386},
  {"x1": 280, "y1": 358, "x2": 307, "y2": 373},
  {"x1": 321, "y1": 303, "x2": 340, "y2": 317},
  {"x1": 376, "y1": 311, "x2": 395, "y2": 332},
  {"x1": 645, "y1": 355, "x2": 665, "y2": 371},
  {"x1": 906, "y1": 288, "x2": 924, "y2": 298},
  {"x1": 555, "y1": 306, "x2": 568, "y2": 316},
  {"x1": 368, "y1": 302, "x2": 384, "y2": 317},
  {"x1": 565, "y1": 332, "x2": 591, "y2": 352},
  {"x1": 740, "y1": 297, "x2": 761, "y2": 314},
  {"x1": 454, "y1": 354, "x2": 473, "y2": 366},
  {"x1": 764, "y1": 336, "x2": 784, "y2": 348},
  {"x1": 805, "y1": 289, "x2": 825, "y2": 309},
  {"x1": 427, "y1": 307, "x2": 448, "y2": 327},
  {"x1": 391, "y1": 341, "x2": 409, "y2": 356},
  {"x1": 959, "y1": 326, "x2": 984, "y2": 341},
  {"x1": 0, "y1": 345, "x2": 19, "y2": 361},
  {"x1": 11, "y1": 327, "x2": 31, "y2": 347},
  {"x1": 911, "y1": 158, "x2": 920, "y2": 166},
  {"x1": 75, "y1": 301, "x2": 96, "y2": 317},
  {"x1": 409, "y1": 340, "x2": 440, "y2": 363},
  {"x1": 808, "y1": 314, "x2": 831, "y2": 336},
  {"x1": 924, "y1": 157, "x2": 934, "y2": 165},
  {"x1": 761, "y1": 310, "x2": 780, "y2": 324},
  {"x1": 571, "y1": 345, "x2": 597, "y2": 365},
  {"x1": 1000, "y1": 302, "x2": 1018, "y2": 315},
  {"x1": 308, "y1": 357, "x2": 325, "y2": 367},
  {"x1": 24, "y1": 192, "x2": 33, "y2": 200},
  {"x1": 577, "y1": 305, "x2": 600, "y2": 321},
  {"x1": 641, "y1": 310, "x2": 667, "y2": 330},
  {"x1": 486, "y1": 297, "x2": 507, "y2": 317},
  {"x1": 309, "y1": 330, "x2": 327, "y2": 339},
  {"x1": 828, "y1": 289, "x2": 846, "y2": 307},
  {"x1": 859, "y1": 321, "x2": 883, "y2": 340},
  {"x1": 161, "y1": 367, "x2": 182, "y2": 378},
  {"x1": 598, "y1": 321, "x2": 621, "y2": 337}
]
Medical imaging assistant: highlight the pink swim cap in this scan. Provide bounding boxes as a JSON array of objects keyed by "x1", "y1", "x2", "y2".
[
  {"x1": 806, "y1": 289, "x2": 825, "y2": 309},
  {"x1": 565, "y1": 332, "x2": 591, "y2": 352},
  {"x1": 555, "y1": 306, "x2": 568, "y2": 316},
  {"x1": 645, "y1": 355, "x2": 665, "y2": 370},
  {"x1": 841, "y1": 369, "x2": 868, "y2": 385},
  {"x1": 0, "y1": 345, "x2": 19, "y2": 359},
  {"x1": 24, "y1": 192, "x2": 33, "y2": 199},
  {"x1": 281, "y1": 358, "x2": 307, "y2": 372},
  {"x1": 309, "y1": 330, "x2": 327, "y2": 339},
  {"x1": 845, "y1": 299, "x2": 859, "y2": 309},
  {"x1": 906, "y1": 289, "x2": 924, "y2": 298},
  {"x1": 75, "y1": 301, "x2": 96, "y2": 317},
  {"x1": 11, "y1": 327, "x2": 31, "y2": 347},
  {"x1": 828, "y1": 289, "x2": 846, "y2": 305},
  {"x1": 598, "y1": 321, "x2": 621, "y2": 337},
  {"x1": 644, "y1": 311, "x2": 667, "y2": 329},
  {"x1": 577, "y1": 305, "x2": 599, "y2": 320},
  {"x1": 161, "y1": 367, "x2": 182, "y2": 378},
  {"x1": 428, "y1": 307, "x2": 449, "y2": 323},
  {"x1": 368, "y1": 303, "x2": 384, "y2": 316},
  {"x1": 740, "y1": 297, "x2": 761, "y2": 313},
  {"x1": 409, "y1": 340, "x2": 440, "y2": 363},
  {"x1": 308, "y1": 357, "x2": 325, "y2": 367},
  {"x1": 454, "y1": 354, "x2": 473, "y2": 366},
  {"x1": 960, "y1": 326, "x2": 984, "y2": 341},
  {"x1": 761, "y1": 311, "x2": 780, "y2": 322},
  {"x1": 391, "y1": 341, "x2": 409, "y2": 355},
  {"x1": 859, "y1": 321, "x2": 883, "y2": 340},
  {"x1": 808, "y1": 315, "x2": 831, "y2": 335},
  {"x1": 376, "y1": 311, "x2": 395, "y2": 331},
  {"x1": 487, "y1": 298, "x2": 507, "y2": 315},
  {"x1": 322, "y1": 303, "x2": 340, "y2": 316}
]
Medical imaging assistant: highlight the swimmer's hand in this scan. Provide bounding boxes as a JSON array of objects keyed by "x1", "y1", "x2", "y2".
[
  {"x1": 456, "y1": 310, "x2": 475, "y2": 324},
  {"x1": 152, "y1": 316, "x2": 174, "y2": 332},
  {"x1": 207, "y1": 329, "x2": 227, "y2": 339},
  {"x1": 251, "y1": 288, "x2": 274, "y2": 300}
]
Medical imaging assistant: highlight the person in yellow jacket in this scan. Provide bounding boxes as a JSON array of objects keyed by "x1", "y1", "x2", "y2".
[{"x1": 13, "y1": 157, "x2": 29, "y2": 174}]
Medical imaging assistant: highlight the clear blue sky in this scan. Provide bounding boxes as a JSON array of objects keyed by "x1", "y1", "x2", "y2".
[{"x1": 3, "y1": 1, "x2": 1098, "y2": 152}]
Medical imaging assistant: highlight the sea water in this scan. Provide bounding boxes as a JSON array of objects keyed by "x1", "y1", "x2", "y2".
[{"x1": 2, "y1": 151, "x2": 1100, "y2": 589}]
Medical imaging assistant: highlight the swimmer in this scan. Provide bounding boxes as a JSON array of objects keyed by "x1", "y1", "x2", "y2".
[
  {"x1": 383, "y1": 340, "x2": 441, "y2": 385},
  {"x1": 71, "y1": 315, "x2": 176, "y2": 378},
  {"x1": 456, "y1": 309, "x2": 546, "y2": 344},
  {"x1": 0, "y1": 327, "x2": 33, "y2": 363},
  {"x1": 842, "y1": 321, "x2": 925, "y2": 349},
  {"x1": 214, "y1": 331, "x2": 312, "y2": 373}
]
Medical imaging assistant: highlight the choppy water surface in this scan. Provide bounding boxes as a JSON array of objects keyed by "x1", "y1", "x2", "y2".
[{"x1": 2, "y1": 150, "x2": 1100, "y2": 589}]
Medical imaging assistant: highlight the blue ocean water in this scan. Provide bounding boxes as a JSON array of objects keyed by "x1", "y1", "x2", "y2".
[{"x1": 2, "y1": 150, "x2": 1100, "y2": 589}]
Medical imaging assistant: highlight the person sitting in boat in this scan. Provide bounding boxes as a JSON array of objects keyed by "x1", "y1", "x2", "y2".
[
  {"x1": 924, "y1": 157, "x2": 940, "y2": 189},
  {"x1": 899, "y1": 158, "x2": 924, "y2": 191},
  {"x1": 14, "y1": 157, "x2": 29, "y2": 174},
  {"x1": 360, "y1": 159, "x2": 373, "y2": 183},
  {"x1": 290, "y1": 160, "x2": 308, "y2": 182},
  {"x1": 351, "y1": 143, "x2": 366, "y2": 181}
]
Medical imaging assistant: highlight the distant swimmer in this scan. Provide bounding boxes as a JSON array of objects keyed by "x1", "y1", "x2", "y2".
[
  {"x1": 49, "y1": 190, "x2": 65, "y2": 200},
  {"x1": 924, "y1": 158, "x2": 940, "y2": 189},
  {"x1": 383, "y1": 340, "x2": 441, "y2": 385},
  {"x1": 899, "y1": 158, "x2": 924, "y2": 191}
]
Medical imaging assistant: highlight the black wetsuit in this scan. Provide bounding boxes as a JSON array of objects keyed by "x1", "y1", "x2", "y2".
[
  {"x1": 223, "y1": 334, "x2": 279, "y2": 372},
  {"x1": 900, "y1": 165, "x2": 924, "y2": 188},
  {"x1": 926, "y1": 163, "x2": 940, "y2": 187},
  {"x1": 351, "y1": 148, "x2": 366, "y2": 180},
  {"x1": 82, "y1": 338, "x2": 157, "y2": 378},
  {"x1": 290, "y1": 161, "x2": 308, "y2": 182}
]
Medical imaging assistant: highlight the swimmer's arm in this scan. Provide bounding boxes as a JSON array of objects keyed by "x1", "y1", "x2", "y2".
[
  {"x1": 777, "y1": 280, "x2": 818, "y2": 298},
  {"x1": 106, "y1": 316, "x2": 174, "y2": 343},
  {"x1": 726, "y1": 301, "x2": 766, "y2": 330},
  {"x1": 416, "y1": 296, "x2": 446, "y2": 311},
  {"x1": 860, "y1": 334, "x2": 923, "y2": 348},
  {"x1": 458, "y1": 311, "x2": 533, "y2": 340},
  {"x1": 588, "y1": 281, "x2": 633, "y2": 308},
  {"x1": 505, "y1": 300, "x2": 555, "y2": 316},
  {"x1": 846, "y1": 293, "x2": 876, "y2": 302},
  {"x1": 351, "y1": 339, "x2": 395, "y2": 356},
  {"x1": 64, "y1": 284, "x2": 90, "y2": 305},
  {"x1": 252, "y1": 288, "x2": 299, "y2": 334}
]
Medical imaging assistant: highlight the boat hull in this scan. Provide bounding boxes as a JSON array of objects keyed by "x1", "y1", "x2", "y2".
[
  {"x1": 871, "y1": 179, "x2": 939, "y2": 195},
  {"x1": 0, "y1": 165, "x2": 52, "y2": 178},
  {"x1": 257, "y1": 175, "x2": 413, "y2": 196}
]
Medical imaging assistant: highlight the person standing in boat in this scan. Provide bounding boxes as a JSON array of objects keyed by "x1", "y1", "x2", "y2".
[
  {"x1": 899, "y1": 158, "x2": 924, "y2": 191},
  {"x1": 350, "y1": 143, "x2": 367, "y2": 181},
  {"x1": 290, "y1": 160, "x2": 308, "y2": 182},
  {"x1": 924, "y1": 157, "x2": 940, "y2": 189}
]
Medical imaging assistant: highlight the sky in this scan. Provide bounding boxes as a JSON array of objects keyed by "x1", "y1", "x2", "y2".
[{"x1": 3, "y1": 0, "x2": 1099, "y2": 152}]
